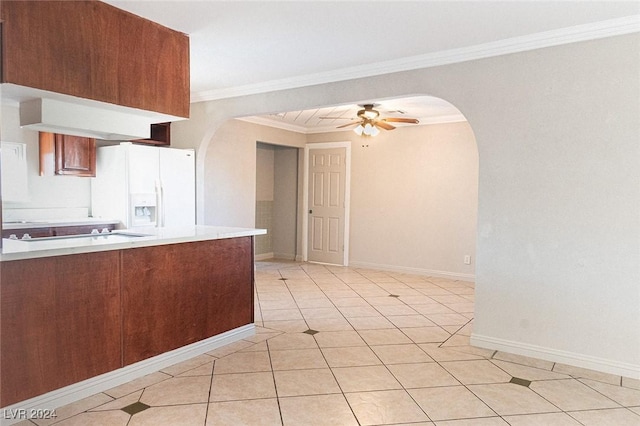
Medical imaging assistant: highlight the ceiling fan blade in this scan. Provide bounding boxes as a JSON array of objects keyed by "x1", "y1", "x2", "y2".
[
  {"x1": 382, "y1": 117, "x2": 420, "y2": 124},
  {"x1": 375, "y1": 121, "x2": 395, "y2": 130},
  {"x1": 336, "y1": 121, "x2": 360, "y2": 129}
]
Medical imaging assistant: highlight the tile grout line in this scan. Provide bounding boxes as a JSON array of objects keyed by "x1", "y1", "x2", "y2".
[
  {"x1": 245, "y1": 262, "x2": 639, "y2": 425},
  {"x1": 306, "y1": 265, "x2": 364, "y2": 425},
  {"x1": 311, "y1": 264, "x2": 437, "y2": 425},
  {"x1": 288, "y1": 263, "x2": 554, "y2": 424},
  {"x1": 202, "y1": 354, "x2": 216, "y2": 426},
  {"x1": 264, "y1": 332, "x2": 285, "y2": 426}
]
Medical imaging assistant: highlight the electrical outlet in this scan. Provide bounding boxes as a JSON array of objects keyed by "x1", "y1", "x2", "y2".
[{"x1": 464, "y1": 255, "x2": 471, "y2": 265}]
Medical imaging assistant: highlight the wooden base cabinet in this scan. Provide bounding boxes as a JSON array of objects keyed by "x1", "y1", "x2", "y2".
[
  {"x1": 0, "y1": 237, "x2": 255, "y2": 407},
  {"x1": 122, "y1": 237, "x2": 254, "y2": 365},
  {"x1": 0, "y1": 252, "x2": 122, "y2": 407}
]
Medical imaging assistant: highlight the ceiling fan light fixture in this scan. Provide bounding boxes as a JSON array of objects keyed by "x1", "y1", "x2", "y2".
[
  {"x1": 361, "y1": 110, "x2": 379, "y2": 120},
  {"x1": 357, "y1": 122, "x2": 379, "y2": 137},
  {"x1": 329, "y1": 103, "x2": 418, "y2": 136}
]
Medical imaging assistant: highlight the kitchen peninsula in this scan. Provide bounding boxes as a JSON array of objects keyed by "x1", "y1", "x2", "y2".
[{"x1": 0, "y1": 226, "x2": 266, "y2": 410}]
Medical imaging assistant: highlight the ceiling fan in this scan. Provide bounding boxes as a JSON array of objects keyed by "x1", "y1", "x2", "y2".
[{"x1": 320, "y1": 104, "x2": 419, "y2": 136}]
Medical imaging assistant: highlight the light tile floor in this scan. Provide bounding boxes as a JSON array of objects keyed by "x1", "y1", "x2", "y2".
[{"x1": 16, "y1": 260, "x2": 640, "y2": 425}]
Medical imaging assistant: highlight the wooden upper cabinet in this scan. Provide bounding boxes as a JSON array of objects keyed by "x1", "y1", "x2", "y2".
[
  {"x1": 39, "y1": 132, "x2": 97, "y2": 177},
  {"x1": 1, "y1": 1, "x2": 190, "y2": 118}
]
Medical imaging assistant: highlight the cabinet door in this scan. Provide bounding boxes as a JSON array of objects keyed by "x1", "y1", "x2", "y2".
[
  {"x1": 1, "y1": 1, "x2": 189, "y2": 118},
  {"x1": 55, "y1": 134, "x2": 96, "y2": 176},
  {"x1": 0, "y1": 252, "x2": 122, "y2": 406},
  {"x1": 122, "y1": 237, "x2": 254, "y2": 365},
  {"x1": 39, "y1": 132, "x2": 96, "y2": 177}
]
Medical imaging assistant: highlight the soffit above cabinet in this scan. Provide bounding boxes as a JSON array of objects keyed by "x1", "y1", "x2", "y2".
[{"x1": 2, "y1": 84, "x2": 185, "y2": 140}]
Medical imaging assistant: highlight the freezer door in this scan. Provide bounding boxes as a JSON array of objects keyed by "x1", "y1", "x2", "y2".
[
  {"x1": 159, "y1": 148, "x2": 196, "y2": 226},
  {"x1": 127, "y1": 144, "x2": 160, "y2": 195}
]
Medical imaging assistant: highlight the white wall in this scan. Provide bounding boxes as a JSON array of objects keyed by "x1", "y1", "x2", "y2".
[
  {"x1": 207, "y1": 119, "x2": 477, "y2": 273},
  {"x1": 255, "y1": 144, "x2": 274, "y2": 202},
  {"x1": 307, "y1": 122, "x2": 478, "y2": 279},
  {"x1": 175, "y1": 34, "x2": 640, "y2": 378},
  {"x1": 468, "y1": 36, "x2": 640, "y2": 377},
  {"x1": 202, "y1": 119, "x2": 305, "y2": 227},
  {"x1": 1, "y1": 105, "x2": 91, "y2": 215}
]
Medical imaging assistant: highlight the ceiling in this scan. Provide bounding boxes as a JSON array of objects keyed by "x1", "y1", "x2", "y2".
[
  {"x1": 238, "y1": 96, "x2": 465, "y2": 134},
  {"x1": 104, "y1": 1, "x2": 639, "y2": 133}
]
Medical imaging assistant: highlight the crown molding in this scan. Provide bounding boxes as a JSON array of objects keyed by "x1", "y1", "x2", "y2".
[{"x1": 191, "y1": 15, "x2": 640, "y2": 103}]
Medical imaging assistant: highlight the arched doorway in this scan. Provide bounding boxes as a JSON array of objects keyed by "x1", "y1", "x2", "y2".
[{"x1": 201, "y1": 95, "x2": 478, "y2": 280}]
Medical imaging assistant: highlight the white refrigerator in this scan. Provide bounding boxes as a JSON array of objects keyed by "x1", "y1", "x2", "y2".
[{"x1": 91, "y1": 143, "x2": 195, "y2": 228}]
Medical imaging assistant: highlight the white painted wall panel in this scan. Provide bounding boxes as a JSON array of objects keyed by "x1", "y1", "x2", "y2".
[{"x1": 186, "y1": 34, "x2": 639, "y2": 378}]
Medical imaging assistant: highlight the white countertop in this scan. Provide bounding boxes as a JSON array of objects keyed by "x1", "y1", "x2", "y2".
[{"x1": 0, "y1": 226, "x2": 267, "y2": 261}]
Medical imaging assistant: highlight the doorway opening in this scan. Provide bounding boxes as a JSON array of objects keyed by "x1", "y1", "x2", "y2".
[{"x1": 255, "y1": 142, "x2": 299, "y2": 261}]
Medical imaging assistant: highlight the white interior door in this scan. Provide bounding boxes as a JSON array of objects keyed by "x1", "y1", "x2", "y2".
[{"x1": 307, "y1": 147, "x2": 347, "y2": 265}]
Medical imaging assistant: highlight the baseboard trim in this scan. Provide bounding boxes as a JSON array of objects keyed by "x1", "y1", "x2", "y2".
[
  {"x1": 471, "y1": 333, "x2": 640, "y2": 380},
  {"x1": 272, "y1": 252, "x2": 296, "y2": 260},
  {"x1": 1, "y1": 324, "x2": 255, "y2": 425},
  {"x1": 348, "y1": 260, "x2": 475, "y2": 282},
  {"x1": 254, "y1": 252, "x2": 274, "y2": 260},
  {"x1": 254, "y1": 253, "x2": 297, "y2": 261}
]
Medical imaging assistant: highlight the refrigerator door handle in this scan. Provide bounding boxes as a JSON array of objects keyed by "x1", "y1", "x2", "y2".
[{"x1": 155, "y1": 180, "x2": 164, "y2": 228}]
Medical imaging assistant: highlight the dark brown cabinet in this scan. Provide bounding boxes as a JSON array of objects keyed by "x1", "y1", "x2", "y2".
[
  {"x1": 39, "y1": 132, "x2": 96, "y2": 177},
  {"x1": 134, "y1": 122, "x2": 171, "y2": 146},
  {"x1": 0, "y1": 252, "x2": 122, "y2": 406},
  {"x1": 0, "y1": 237, "x2": 255, "y2": 407},
  {"x1": 0, "y1": 1, "x2": 189, "y2": 118},
  {"x1": 122, "y1": 237, "x2": 254, "y2": 365}
]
